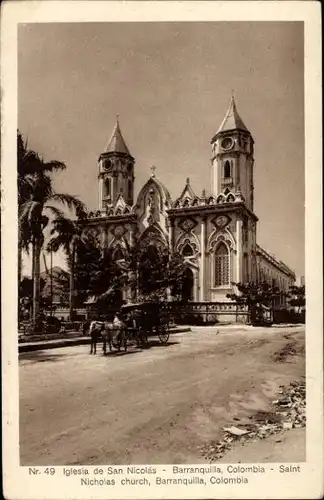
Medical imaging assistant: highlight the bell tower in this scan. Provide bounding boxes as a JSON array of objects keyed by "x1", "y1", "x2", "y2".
[
  {"x1": 98, "y1": 117, "x2": 135, "y2": 210},
  {"x1": 211, "y1": 97, "x2": 254, "y2": 211}
]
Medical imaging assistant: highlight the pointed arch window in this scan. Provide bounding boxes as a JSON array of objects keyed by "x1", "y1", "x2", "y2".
[
  {"x1": 182, "y1": 243, "x2": 194, "y2": 257},
  {"x1": 113, "y1": 247, "x2": 125, "y2": 262},
  {"x1": 128, "y1": 179, "x2": 132, "y2": 200},
  {"x1": 104, "y1": 177, "x2": 112, "y2": 199},
  {"x1": 224, "y1": 161, "x2": 231, "y2": 179},
  {"x1": 214, "y1": 242, "x2": 230, "y2": 286}
]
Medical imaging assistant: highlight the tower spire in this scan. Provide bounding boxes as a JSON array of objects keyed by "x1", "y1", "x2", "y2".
[
  {"x1": 99, "y1": 116, "x2": 135, "y2": 209},
  {"x1": 215, "y1": 96, "x2": 248, "y2": 135},
  {"x1": 105, "y1": 117, "x2": 131, "y2": 155}
]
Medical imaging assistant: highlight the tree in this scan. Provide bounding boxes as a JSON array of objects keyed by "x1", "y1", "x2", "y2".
[
  {"x1": 18, "y1": 133, "x2": 85, "y2": 328},
  {"x1": 227, "y1": 281, "x2": 285, "y2": 324},
  {"x1": 19, "y1": 276, "x2": 51, "y2": 320},
  {"x1": 47, "y1": 210, "x2": 88, "y2": 320},
  {"x1": 17, "y1": 131, "x2": 67, "y2": 284},
  {"x1": 73, "y1": 236, "x2": 124, "y2": 311},
  {"x1": 287, "y1": 285, "x2": 305, "y2": 313},
  {"x1": 124, "y1": 243, "x2": 187, "y2": 302},
  {"x1": 73, "y1": 237, "x2": 188, "y2": 311},
  {"x1": 40, "y1": 265, "x2": 70, "y2": 309}
]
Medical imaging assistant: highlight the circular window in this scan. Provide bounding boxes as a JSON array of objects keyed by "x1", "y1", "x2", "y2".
[
  {"x1": 221, "y1": 137, "x2": 234, "y2": 150},
  {"x1": 104, "y1": 159, "x2": 112, "y2": 170}
]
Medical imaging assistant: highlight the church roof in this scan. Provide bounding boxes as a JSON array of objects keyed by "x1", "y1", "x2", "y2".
[
  {"x1": 177, "y1": 178, "x2": 197, "y2": 202},
  {"x1": 136, "y1": 171, "x2": 171, "y2": 210},
  {"x1": 153, "y1": 176, "x2": 171, "y2": 202},
  {"x1": 216, "y1": 96, "x2": 249, "y2": 135},
  {"x1": 105, "y1": 118, "x2": 131, "y2": 155}
]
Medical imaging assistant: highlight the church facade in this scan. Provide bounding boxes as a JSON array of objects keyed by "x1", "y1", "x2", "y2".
[{"x1": 81, "y1": 98, "x2": 295, "y2": 305}]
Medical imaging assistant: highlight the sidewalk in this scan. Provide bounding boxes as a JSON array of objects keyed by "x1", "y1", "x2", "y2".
[{"x1": 18, "y1": 326, "x2": 191, "y2": 353}]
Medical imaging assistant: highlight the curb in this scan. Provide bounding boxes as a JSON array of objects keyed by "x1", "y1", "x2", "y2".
[{"x1": 19, "y1": 327, "x2": 191, "y2": 353}]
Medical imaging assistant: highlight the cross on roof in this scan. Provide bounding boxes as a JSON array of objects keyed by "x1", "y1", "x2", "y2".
[{"x1": 150, "y1": 165, "x2": 156, "y2": 177}]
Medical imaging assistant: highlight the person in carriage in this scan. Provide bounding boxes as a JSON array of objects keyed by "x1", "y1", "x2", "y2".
[{"x1": 102, "y1": 312, "x2": 127, "y2": 354}]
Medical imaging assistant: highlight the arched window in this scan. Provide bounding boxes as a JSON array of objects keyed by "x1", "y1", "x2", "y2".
[
  {"x1": 113, "y1": 247, "x2": 124, "y2": 261},
  {"x1": 224, "y1": 161, "x2": 231, "y2": 179},
  {"x1": 182, "y1": 243, "x2": 194, "y2": 257},
  {"x1": 214, "y1": 242, "x2": 230, "y2": 286},
  {"x1": 128, "y1": 179, "x2": 132, "y2": 200},
  {"x1": 104, "y1": 178, "x2": 111, "y2": 198},
  {"x1": 182, "y1": 267, "x2": 194, "y2": 302},
  {"x1": 146, "y1": 244, "x2": 159, "y2": 260}
]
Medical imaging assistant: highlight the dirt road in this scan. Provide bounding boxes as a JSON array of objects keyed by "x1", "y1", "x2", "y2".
[{"x1": 19, "y1": 325, "x2": 305, "y2": 465}]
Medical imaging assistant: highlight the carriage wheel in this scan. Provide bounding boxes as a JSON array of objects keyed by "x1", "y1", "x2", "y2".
[
  {"x1": 112, "y1": 330, "x2": 123, "y2": 351},
  {"x1": 112, "y1": 337, "x2": 122, "y2": 351},
  {"x1": 157, "y1": 324, "x2": 170, "y2": 345}
]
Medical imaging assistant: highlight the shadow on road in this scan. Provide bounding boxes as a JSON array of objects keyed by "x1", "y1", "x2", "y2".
[
  {"x1": 19, "y1": 351, "x2": 74, "y2": 363},
  {"x1": 19, "y1": 340, "x2": 180, "y2": 363},
  {"x1": 102, "y1": 340, "x2": 180, "y2": 357}
]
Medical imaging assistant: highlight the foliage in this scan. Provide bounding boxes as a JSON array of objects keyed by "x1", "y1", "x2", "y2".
[
  {"x1": 40, "y1": 266, "x2": 70, "y2": 304},
  {"x1": 287, "y1": 285, "x2": 305, "y2": 313},
  {"x1": 73, "y1": 236, "x2": 124, "y2": 307},
  {"x1": 227, "y1": 281, "x2": 284, "y2": 306},
  {"x1": 73, "y1": 237, "x2": 188, "y2": 307},
  {"x1": 226, "y1": 281, "x2": 286, "y2": 324},
  {"x1": 124, "y1": 243, "x2": 188, "y2": 302},
  {"x1": 47, "y1": 211, "x2": 89, "y2": 318},
  {"x1": 18, "y1": 130, "x2": 86, "y2": 325},
  {"x1": 19, "y1": 276, "x2": 52, "y2": 313}
]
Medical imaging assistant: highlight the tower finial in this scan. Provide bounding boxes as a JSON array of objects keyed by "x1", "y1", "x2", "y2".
[
  {"x1": 116, "y1": 114, "x2": 120, "y2": 125},
  {"x1": 150, "y1": 165, "x2": 156, "y2": 178},
  {"x1": 231, "y1": 89, "x2": 235, "y2": 99}
]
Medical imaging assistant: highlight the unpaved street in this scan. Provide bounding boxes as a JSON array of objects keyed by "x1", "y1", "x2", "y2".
[{"x1": 20, "y1": 325, "x2": 305, "y2": 465}]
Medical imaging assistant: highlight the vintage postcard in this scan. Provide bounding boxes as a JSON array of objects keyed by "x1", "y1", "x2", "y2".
[{"x1": 1, "y1": 1, "x2": 323, "y2": 499}]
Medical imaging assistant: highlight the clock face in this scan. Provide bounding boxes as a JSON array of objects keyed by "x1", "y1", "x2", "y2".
[{"x1": 221, "y1": 137, "x2": 234, "y2": 150}]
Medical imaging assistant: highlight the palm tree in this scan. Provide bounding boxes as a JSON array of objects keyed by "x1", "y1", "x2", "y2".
[
  {"x1": 18, "y1": 136, "x2": 85, "y2": 328},
  {"x1": 47, "y1": 211, "x2": 87, "y2": 320},
  {"x1": 17, "y1": 131, "x2": 66, "y2": 285}
]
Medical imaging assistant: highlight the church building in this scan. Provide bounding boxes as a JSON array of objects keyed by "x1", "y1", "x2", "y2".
[{"x1": 81, "y1": 97, "x2": 295, "y2": 306}]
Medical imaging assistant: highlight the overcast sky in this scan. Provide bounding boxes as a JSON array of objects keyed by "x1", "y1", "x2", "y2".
[{"x1": 18, "y1": 22, "x2": 304, "y2": 278}]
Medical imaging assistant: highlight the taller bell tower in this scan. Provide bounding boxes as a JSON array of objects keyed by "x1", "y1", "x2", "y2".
[
  {"x1": 211, "y1": 97, "x2": 254, "y2": 211},
  {"x1": 98, "y1": 117, "x2": 135, "y2": 210}
]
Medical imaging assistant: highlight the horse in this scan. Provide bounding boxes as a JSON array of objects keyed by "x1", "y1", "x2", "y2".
[
  {"x1": 102, "y1": 318, "x2": 127, "y2": 354},
  {"x1": 89, "y1": 320, "x2": 104, "y2": 354}
]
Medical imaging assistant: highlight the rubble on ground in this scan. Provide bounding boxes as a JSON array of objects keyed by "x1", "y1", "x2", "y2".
[
  {"x1": 273, "y1": 342, "x2": 305, "y2": 362},
  {"x1": 200, "y1": 379, "x2": 306, "y2": 462}
]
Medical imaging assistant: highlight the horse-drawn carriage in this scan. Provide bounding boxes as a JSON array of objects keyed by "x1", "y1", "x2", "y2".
[
  {"x1": 121, "y1": 301, "x2": 171, "y2": 346},
  {"x1": 89, "y1": 301, "x2": 172, "y2": 354}
]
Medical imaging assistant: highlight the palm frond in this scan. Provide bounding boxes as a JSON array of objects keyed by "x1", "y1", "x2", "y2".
[
  {"x1": 42, "y1": 160, "x2": 67, "y2": 172},
  {"x1": 49, "y1": 193, "x2": 86, "y2": 216},
  {"x1": 46, "y1": 205, "x2": 66, "y2": 221},
  {"x1": 19, "y1": 200, "x2": 41, "y2": 224}
]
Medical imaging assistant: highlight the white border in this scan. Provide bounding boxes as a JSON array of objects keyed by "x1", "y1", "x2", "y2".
[{"x1": 1, "y1": 2, "x2": 322, "y2": 499}]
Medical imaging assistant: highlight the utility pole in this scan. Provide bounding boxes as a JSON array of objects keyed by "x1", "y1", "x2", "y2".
[{"x1": 50, "y1": 246, "x2": 53, "y2": 317}]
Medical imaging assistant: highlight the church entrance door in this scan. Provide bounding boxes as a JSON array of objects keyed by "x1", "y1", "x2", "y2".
[{"x1": 182, "y1": 267, "x2": 194, "y2": 302}]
